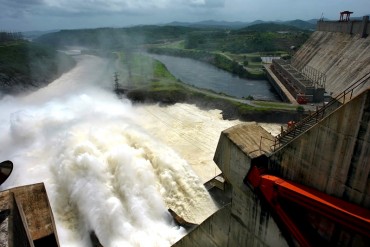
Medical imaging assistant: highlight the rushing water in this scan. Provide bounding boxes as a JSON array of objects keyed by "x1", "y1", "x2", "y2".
[
  {"x1": 0, "y1": 53, "x2": 282, "y2": 247},
  {"x1": 0, "y1": 55, "x2": 218, "y2": 247},
  {"x1": 149, "y1": 54, "x2": 280, "y2": 101}
]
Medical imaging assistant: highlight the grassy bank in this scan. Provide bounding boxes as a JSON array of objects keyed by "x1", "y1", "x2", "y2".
[
  {"x1": 147, "y1": 47, "x2": 266, "y2": 79},
  {"x1": 117, "y1": 52, "x2": 299, "y2": 122}
]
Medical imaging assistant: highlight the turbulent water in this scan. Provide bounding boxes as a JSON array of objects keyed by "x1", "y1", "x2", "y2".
[{"x1": 0, "y1": 55, "x2": 220, "y2": 247}]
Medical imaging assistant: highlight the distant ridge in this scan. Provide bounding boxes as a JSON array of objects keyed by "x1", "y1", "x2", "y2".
[
  {"x1": 282, "y1": 20, "x2": 316, "y2": 30},
  {"x1": 22, "y1": 30, "x2": 59, "y2": 40},
  {"x1": 236, "y1": 23, "x2": 303, "y2": 32},
  {"x1": 165, "y1": 19, "x2": 316, "y2": 30},
  {"x1": 166, "y1": 20, "x2": 247, "y2": 29}
]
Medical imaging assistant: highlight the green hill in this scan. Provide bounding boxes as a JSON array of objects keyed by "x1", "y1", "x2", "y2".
[
  {"x1": 236, "y1": 23, "x2": 303, "y2": 33},
  {"x1": 183, "y1": 24, "x2": 311, "y2": 53},
  {"x1": 36, "y1": 26, "x2": 198, "y2": 49},
  {"x1": 0, "y1": 40, "x2": 76, "y2": 94},
  {"x1": 283, "y1": 19, "x2": 316, "y2": 30}
]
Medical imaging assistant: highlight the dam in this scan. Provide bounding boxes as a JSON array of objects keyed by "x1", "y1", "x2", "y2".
[
  {"x1": 266, "y1": 15, "x2": 370, "y2": 104},
  {"x1": 173, "y1": 16, "x2": 370, "y2": 246},
  {"x1": 1, "y1": 16, "x2": 370, "y2": 246}
]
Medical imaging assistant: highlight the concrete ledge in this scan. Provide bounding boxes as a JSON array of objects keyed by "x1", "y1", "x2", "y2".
[
  {"x1": 172, "y1": 204, "x2": 231, "y2": 247},
  {"x1": 317, "y1": 18, "x2": 370, "y2": 37},
  {"x1": 264, "y1": 64, "x2": 298, "y2": 104}
]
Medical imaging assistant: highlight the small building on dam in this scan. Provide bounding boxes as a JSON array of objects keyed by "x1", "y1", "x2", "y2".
[{"x1": 172, "y1": 16, "x2": 370, "y2": 247}]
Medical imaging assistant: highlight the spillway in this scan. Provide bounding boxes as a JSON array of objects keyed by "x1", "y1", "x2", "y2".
[{"x1": 0, "y1": 55, "x2": 227, "y2": 246}]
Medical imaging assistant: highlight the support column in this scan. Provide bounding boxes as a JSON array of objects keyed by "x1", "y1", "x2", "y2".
[{"x1": 361, "y1": 16, "x2": 369, "y2": 38}]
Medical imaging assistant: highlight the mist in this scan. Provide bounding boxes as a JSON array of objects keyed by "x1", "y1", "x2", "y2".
[{"x1": 0, "y1": 54, "x2": 219, "y2": 246}]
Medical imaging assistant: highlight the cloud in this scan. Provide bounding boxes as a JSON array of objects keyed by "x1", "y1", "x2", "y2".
[
  {"x1": 1, "y1": 0, "x2": 369, "y2": 31},
  {"x1": 0, "y1": 0, "x2": 43, "y2": 18},
  {"x1": 0, "y1": 0, "x2": 226, "y2": 19},
  {"x1": 187, "y1": 0, "x2": 225, "y2": 7}
]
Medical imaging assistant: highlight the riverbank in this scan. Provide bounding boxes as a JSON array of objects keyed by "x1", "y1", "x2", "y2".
[
  {"x1": 147, "y1": 53, "x2": 278, "y2": 100},
  {"x1": 114, "y1": 51, "x2": 300, "y2": 123},
  {"x1": 125, "y1": 85, "x2": 300, "y2": 123},
  {"x1": 147, "y1": 47, "x2": 266, "y2": 80}
]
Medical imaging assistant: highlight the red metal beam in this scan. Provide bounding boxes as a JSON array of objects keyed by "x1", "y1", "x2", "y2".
[{"x1": 246, "y1": 166, "x2": 370, "y2": 246}]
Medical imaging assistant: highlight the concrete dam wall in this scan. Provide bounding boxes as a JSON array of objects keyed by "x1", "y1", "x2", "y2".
[
  {"x1": 291, "y1": 30, "x2": 370, "y2": 97},
  {"x1": 172, "y1": 90, "x2": 370, "y2": 247},
  {"x1": 270, "y1": 90, "x2": 370, "y2": 208}
]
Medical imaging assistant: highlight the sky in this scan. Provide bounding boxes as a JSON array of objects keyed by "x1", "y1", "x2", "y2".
[{"x1": 1, "y1": 0, "x2": 370, "y2": 32}]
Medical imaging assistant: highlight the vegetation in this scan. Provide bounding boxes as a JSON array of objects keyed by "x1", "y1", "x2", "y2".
[
  {"x1": 116, "y1": 52, "x2": 298, "y2": 122},
  {"x1": 36, "y1": 26, "x2": 197, "y2": 50},
  {"x1": 35, "y1": 23, "x2": 311, "y2": 80},
  {"x1": 0, "y1": 23, "x2": 301, "y2": 118},
  {"x1": 147, "y1": 24, "x2": 310, "y2": 78},
  {"x1": 0, "y1": 40, "x2": 76, "y2": 94},
  {"x1": 253, "y1": 101, "x2": 298, "y2": 110},
  {"x1": 166, "y1": 19, "x2": 316, "y2": 31},
  {"x1": 147, "y1": 47, "x2": 265, "y2": 79},
  {"x1": 0, "y1": 32, "x2": 23, "y2": 44},
  {"x1": 183, "y1": 27, "x2": 310, "y2": 53},
  {"x1": 237, "y1": 23, "x2": 303, "y2": 32}
]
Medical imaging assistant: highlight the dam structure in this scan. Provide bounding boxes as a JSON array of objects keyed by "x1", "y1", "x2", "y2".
[
  {"x1": 173, "y1": 17, "x2": 370, "y2": 246},
  {"x1": 266, "y1": 15, "x2": 370, "y2": 104},
  {"x1": 1, "y1": 16, "x2": 370, "y2": 247}
]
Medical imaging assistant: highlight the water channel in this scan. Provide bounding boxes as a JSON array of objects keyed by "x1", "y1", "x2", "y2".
[{"x1": 148, "y1": 54, "x2": 281, "y2": 101}]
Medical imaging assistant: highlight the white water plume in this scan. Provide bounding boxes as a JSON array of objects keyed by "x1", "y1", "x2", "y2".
[{"x1": 0, "y1": 55, "x2": 217, "y2": 246}]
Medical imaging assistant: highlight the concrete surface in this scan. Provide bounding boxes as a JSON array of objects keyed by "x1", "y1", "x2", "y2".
[
  {"x1": 0, "y1": 183, "x2": 59, "y2": 246},
  {"x1": 292, "y1": 31, "x2": 370, "y2": 97},
  {"x1": 270, "y1": 89, "x2": 370, "y2": 207}
]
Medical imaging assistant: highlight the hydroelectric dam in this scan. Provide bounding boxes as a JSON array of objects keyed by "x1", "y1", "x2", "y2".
[{"x1": 1, "y1": 16, "x2": 370, "y2": 247}]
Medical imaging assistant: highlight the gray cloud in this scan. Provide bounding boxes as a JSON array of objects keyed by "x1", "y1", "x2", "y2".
[
  {"x1": 1, "y1": 0, "x2": 369, "y2": 31},
  {"x1": 1, "y1": 0, "x2": 225, "y2": 17},
  {"x1": 0, "y1": 0, "x2": 44, "y2": 18},
  {"x1": 39, "y1": 0, "x2": 225, "y2": 14},
  {"x1": 186, "y1": 0, "x2": 225, "y2": 8}
]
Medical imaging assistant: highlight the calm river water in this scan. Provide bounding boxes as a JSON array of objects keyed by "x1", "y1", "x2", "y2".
[{"x1": 149, "y1": 54, "x2": 280, "y2": 101}]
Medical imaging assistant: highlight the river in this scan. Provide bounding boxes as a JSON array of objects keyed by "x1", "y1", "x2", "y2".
[
  {"x1": 149, "y1": 54, "x2": 280, "y2": 101},
  {"x1": 0, "y1": 54, "x2": 280, "y2": 247}
]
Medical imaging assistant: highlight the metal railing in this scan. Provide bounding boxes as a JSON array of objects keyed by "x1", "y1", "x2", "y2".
[{"x1": 268, "y1": 72, "x2": 370, "y2": 152}]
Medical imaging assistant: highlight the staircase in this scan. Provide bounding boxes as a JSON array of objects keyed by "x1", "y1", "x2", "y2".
[{"x1": 271, "y1": 72, "x2": 370, "y2": 152}]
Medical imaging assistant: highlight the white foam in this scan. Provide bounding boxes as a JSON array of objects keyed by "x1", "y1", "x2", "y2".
[{"x1": 0, "y1": 55, "x2": 217, "y2": 247}]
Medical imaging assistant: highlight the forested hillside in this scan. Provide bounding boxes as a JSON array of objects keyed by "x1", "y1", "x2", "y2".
[
  {"x1": 184, "y1": 23, "x2": 310, "y2": 53},
  {"x1": 36, "y1": 26, "x2": 197, "y2": 49},
  {"x1": 0, "y1": 32, "x2": 76, "y2": 95},
  {"x1": 34, "y1": 23, "x2": 312, "y2": 80}
]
